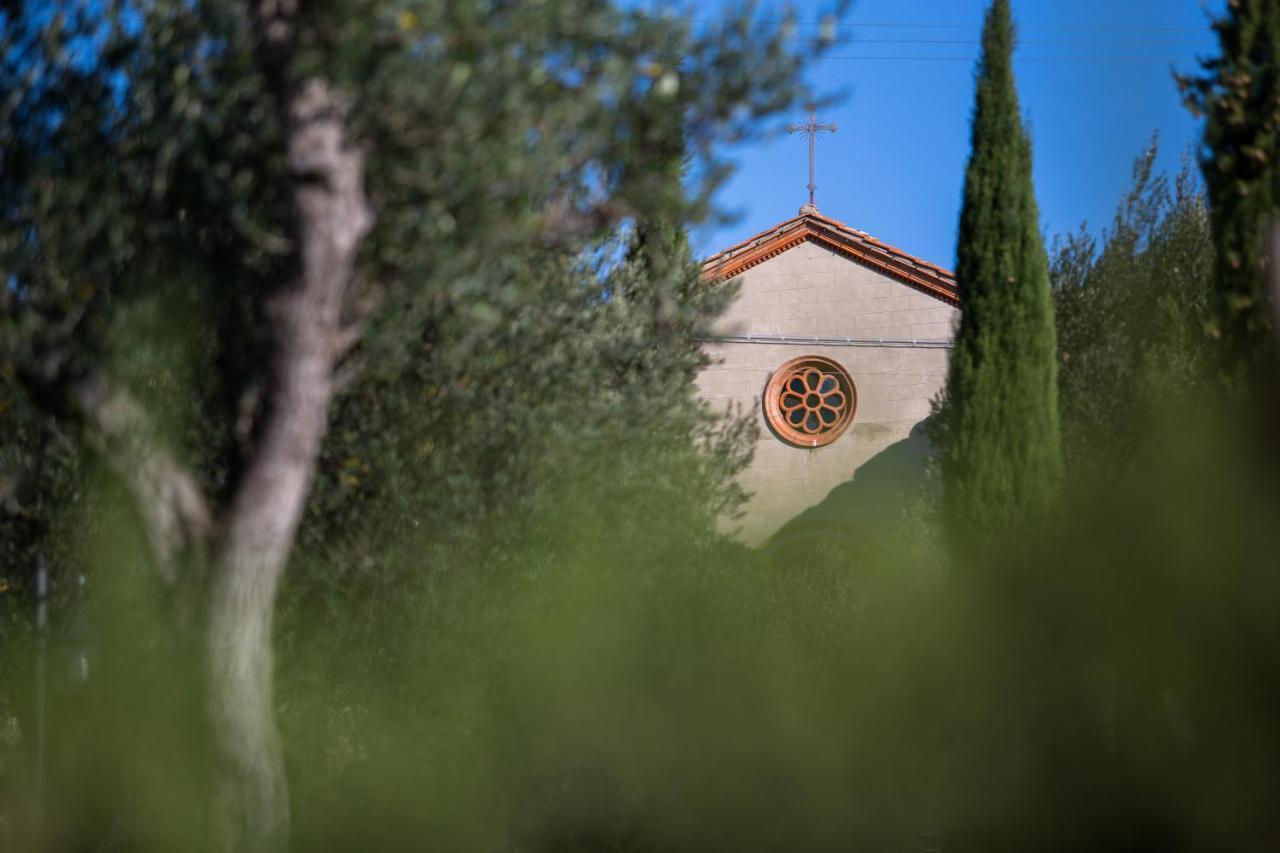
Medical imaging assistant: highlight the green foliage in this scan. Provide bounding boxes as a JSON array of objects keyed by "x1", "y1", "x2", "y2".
[
  {"x1": 940, "y1": 0, "x2": 1061, "y2": 560},
  {"x1": 14, "y1": 385, "x2": 1280, "y2": 852},
  {"x1": 277, "y1": 478, "x2": 946, "y2": 853},
  {"x1": 0, "y1": 0, "x2": 834, "y2": 604},
  {"x1": 11, "y1": 3, "x2": 1280, "y2": 852},
  {"x1": 1180, "y1": 0, "x2": 1280, "y2": 386},
  {"x1": 294, "y1": 242, "x2": 753, "y2": 602},
  {"x1": 1052, "y1": 144, "x2": 1215, "y2": 478},
  {"x1": 293, "y1": 113, "x2": 755, "y2": 604},
  {"x1": 0, "y1": 0, "x2": 841, "y2": 841}
]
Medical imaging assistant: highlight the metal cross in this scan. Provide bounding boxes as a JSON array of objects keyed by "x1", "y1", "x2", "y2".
[{"x1": 787, "y1": 104, "x2": 838, "y2": 214}]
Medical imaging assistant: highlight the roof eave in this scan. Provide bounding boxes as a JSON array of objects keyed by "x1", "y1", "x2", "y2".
[{"x1": 700, "y1": 212, "x2": 959, "y2": 307}]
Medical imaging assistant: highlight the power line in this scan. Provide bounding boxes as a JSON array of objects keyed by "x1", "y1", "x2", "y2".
[
  {"x1": 681, "y1": 17, "x2": 1212, "y2": 65},
  {"x1": 856, "y1": 23, "x2": 1203, "y2": 33},
  {"x1": 690, "y1": 19, "x2": 1207, "y2": 34},
  {"x1": 818, "y1": 55, "x2": 1192, "y2": 63},
  {"x1": 846, "y1": 38, "x2": 1204, "y2": 46},
  {"x1": 736, "y1": 36, "x2": 1205, "y2": 47}
]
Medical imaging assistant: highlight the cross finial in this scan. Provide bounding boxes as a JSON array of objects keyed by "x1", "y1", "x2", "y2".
[{"x1": 786, "y1": 103, "x2": 838, "y2": 215}]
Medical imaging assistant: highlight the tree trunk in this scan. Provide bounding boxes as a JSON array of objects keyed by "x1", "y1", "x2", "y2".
[
  {"x1": 12, "y1": 5, "x2": 372, "y2": 850},
  {"x1": 206, "y1": 305, "x2": 333, "y2": 851},
  {"x1": 206, "y1": 74, "x2": 371, "y2": 852},
  {"x1": 208, "y1": 551, "x2": 292, "y2": 853},
  {"x1": 206, "y1": 361, "x2": 327, "y2": 850}
]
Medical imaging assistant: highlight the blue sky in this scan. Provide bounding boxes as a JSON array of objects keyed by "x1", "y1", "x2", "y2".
[{"x1": 692, "y1": 0, "x2": 1225, "y2": 268}]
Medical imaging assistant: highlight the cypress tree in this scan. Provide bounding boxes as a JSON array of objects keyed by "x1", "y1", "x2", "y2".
[
  {"x1": 1181, "y1": 0, "x2": 1280, "y2": 389},
  {"x1": 942, "y1": 0, "x2": 1061, "y2": 561}
]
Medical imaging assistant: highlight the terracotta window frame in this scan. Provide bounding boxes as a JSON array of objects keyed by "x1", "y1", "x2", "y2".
[{"x1": 763, "y1": 355, "x2": 857, "y2": 448}]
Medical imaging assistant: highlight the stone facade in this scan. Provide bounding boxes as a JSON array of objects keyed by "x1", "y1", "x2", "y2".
[{"x1": 697, "y1": 234, "x2": 959, "y2": 545}]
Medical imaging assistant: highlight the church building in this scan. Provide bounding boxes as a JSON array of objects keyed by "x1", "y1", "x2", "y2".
[{"x1": 698, "y1": 205, "x2": 959, "y2": 546}]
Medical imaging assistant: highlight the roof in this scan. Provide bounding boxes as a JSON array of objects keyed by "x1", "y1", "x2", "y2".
[{"x1": 701, "y1": 211, "x2": 958, "y2": 306}]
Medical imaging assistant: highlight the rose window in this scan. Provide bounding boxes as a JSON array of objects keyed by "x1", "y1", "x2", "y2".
[{"x1": 763, "y1": 356, "x2": 857, "y2": 448}]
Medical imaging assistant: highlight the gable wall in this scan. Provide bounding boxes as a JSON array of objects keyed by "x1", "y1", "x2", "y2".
[{"x1": 697, "y1": 239, "x2": 959, "y2": 544}]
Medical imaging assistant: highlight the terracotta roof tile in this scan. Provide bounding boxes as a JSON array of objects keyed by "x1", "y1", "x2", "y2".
[{"x1": 701, "y1": 211, "x2": 958, "y2": 306}]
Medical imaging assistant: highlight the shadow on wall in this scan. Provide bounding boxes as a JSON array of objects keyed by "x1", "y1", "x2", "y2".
[{"x1": 763, "y1": 419, "x2": 939, "y2": 565}]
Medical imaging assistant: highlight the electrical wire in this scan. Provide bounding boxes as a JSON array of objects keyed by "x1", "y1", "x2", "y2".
[
  {"x1": 816, "y1": 55, "x2": 1195, "y2": 63},
  {"x1": 689, "y1": 19, "x2": 1207, "y2": 34},
  {"x1": 841, "y1": 38, "x2": 1204, "y2": 46}
]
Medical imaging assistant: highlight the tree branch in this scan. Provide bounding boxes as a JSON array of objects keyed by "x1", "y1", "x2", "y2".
[
  {"x1": 74, "y1": 375, "x2": 213, "y2": 577},
  {"x1": 47, "y1": 369, "x2": 213, "y2": 583}
]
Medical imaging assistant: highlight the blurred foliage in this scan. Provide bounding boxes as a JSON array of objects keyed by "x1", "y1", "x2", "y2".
[
  {"x1": 1, "y1": 0, "x2": 843, "y2": 845},
  {"x1": 10, "y1": 373, "x2": 1280, "y2": 852}
]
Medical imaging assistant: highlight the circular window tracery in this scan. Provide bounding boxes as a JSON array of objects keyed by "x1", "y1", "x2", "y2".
[{"x1": 763, "y1": 356, "x2": 857, "y2": 448}]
